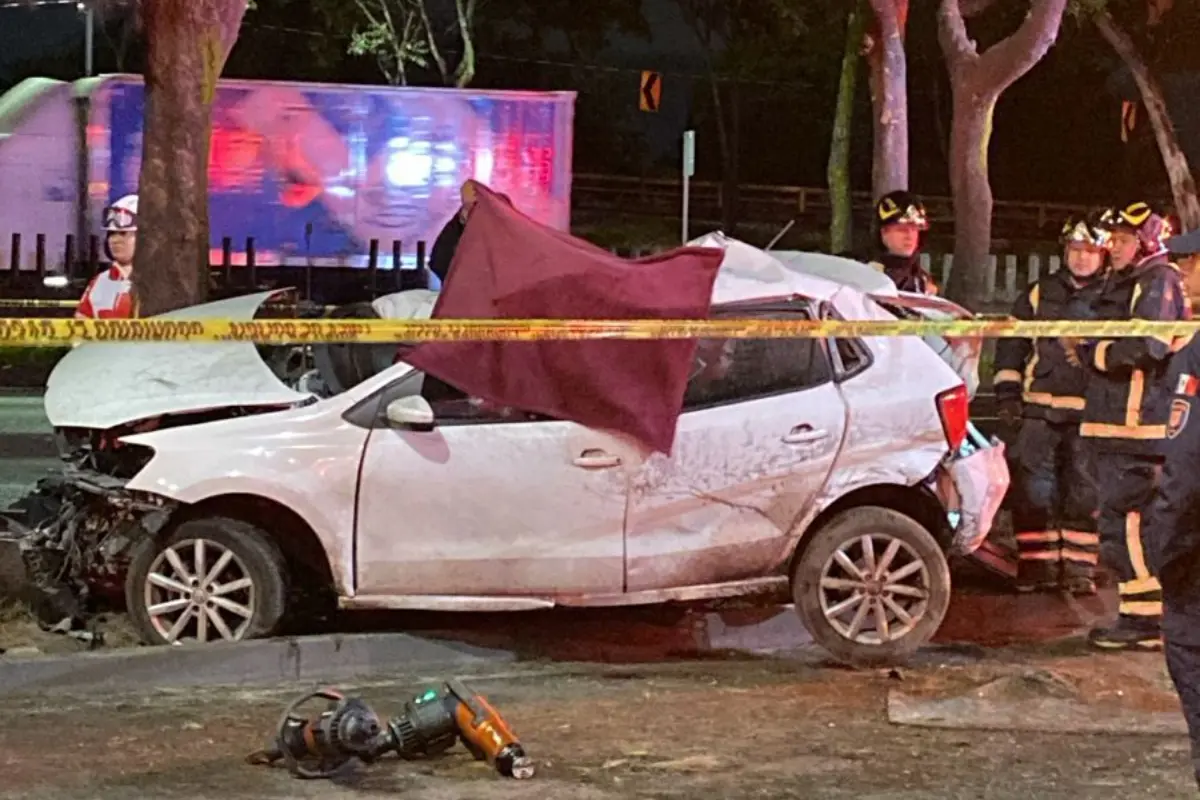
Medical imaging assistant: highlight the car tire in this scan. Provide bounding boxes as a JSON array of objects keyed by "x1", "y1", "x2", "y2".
[
  {"x1": 125, "y1": 516, "x2": 289, "y2": 647},
  {"x1": 792, "y1": 506, "x2": 951, "y2": 667}
]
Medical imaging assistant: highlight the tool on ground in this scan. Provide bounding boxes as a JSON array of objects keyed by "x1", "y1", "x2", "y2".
[
  {"x1": 392, "y1": 678, "x2": 534, "y2": 778},
  {"x1": 246, "y1": 678, "x2": 534, "y2": 780},
  {"x1": 244, "y1": 688, "x2": 384, "y2": 779}
]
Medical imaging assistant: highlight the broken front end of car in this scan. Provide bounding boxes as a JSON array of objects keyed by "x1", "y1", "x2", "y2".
[{"x1": 0, "y1": 416, "x2": 240, "y2": 627}]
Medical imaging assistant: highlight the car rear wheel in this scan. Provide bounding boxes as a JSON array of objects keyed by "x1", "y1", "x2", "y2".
[
  {"x1": 125, "y1": 517, "x2": 288, "y2": 646},
  {"x1": 792, "y1": 506, "x2": 951, "y2": 666}
]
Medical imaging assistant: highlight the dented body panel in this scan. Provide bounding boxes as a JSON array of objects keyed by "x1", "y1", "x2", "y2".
[{"x1": 624, "y1": 383, "x2": 847, "y2": 591}]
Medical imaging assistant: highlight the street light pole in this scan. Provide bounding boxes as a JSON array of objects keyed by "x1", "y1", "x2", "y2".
[{"x1": 83, "y1": 3, "x2": 94, "y2": 77}]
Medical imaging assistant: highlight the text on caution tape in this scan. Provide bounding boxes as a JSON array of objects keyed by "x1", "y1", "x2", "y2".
[{"x1": 2, "y1": 316, "x2": 1200, "y2": 345}]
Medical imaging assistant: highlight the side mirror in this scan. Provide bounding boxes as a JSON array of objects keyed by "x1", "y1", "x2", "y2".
[{"x1": 385, "y1": 396, "x2": 435, "y2": 431}]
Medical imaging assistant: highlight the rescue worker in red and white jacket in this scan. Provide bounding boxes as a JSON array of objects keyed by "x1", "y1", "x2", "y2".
[{"x1": 77, "y1": 194, "x2": 138, "y2": 319}]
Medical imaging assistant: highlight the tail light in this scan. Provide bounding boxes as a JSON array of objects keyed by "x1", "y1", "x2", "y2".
[{"x1": 936, "y1": 384, "x2": 969, "y2": 451}]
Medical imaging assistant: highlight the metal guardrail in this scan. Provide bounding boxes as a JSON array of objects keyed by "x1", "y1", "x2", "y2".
[
  {"x1": 0, "y1": 233, "x2": 435, "y2": 310},
  {"x1": 572, "y1": 173, "x2": 1095, "y2": 242}
]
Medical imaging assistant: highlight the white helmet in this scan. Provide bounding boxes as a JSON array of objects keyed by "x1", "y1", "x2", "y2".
[{"x1": 103, "y1": 194, "x2": 139, "y2": 232}]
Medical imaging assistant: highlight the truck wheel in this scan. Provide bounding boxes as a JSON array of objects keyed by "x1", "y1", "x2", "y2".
[
  {"x1": 792, "y1": 506, "x2": 951, "y2": 666},
  {"x1": 125, "y1": 516, "x2": 288, "y2": 646}
]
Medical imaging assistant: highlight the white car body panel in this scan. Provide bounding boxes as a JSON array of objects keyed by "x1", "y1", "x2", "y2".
[
  {"x1": 44, "y1": 290, "x2": 311, "y2": 429},
  {"x1": 624, "y1": 383, "x2": 848, "y2": 592},
  {"x1": 769, "y1": 250, "x2": 898, "y2": 296},
  {"x1": 61, "y1": 232, "x2": 1004, "y2": 611},
  {"x1": 354, "y1": 415, "x2": 631, "y2": 596},
  {"x1": 123, "y1": 401, "x2": 365, "y2": 595}
]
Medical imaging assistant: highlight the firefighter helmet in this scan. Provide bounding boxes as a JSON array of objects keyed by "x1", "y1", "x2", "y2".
[
  {"x1": 1099, "y1": 201, "x2": 1170, "y2": 257},
  {"x1": 1060, "y1": 212, "x2": 1112, "y2": 249},
  {"x1": 875, "y1": 190, "x2": 929, "y2": 230}
]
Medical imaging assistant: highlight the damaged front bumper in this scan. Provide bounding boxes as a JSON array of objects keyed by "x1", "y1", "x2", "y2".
[
  {"x1": 936, "y1": 423, "x2": 1010, "y2": 557},
  {"x1": 0, "y1": 468, "x2": 175, "y2": 621}
]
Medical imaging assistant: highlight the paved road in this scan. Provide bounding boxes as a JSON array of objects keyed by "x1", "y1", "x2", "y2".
[
  {"x1": 0, "y1": 457, "x2": 55, "y2": 510},
  {"x1": 0, "y1": 396, "x2": 55, "y2": 508},
  {"x1": 0, "y1": 395, "x2": 49, "y2": 436}
]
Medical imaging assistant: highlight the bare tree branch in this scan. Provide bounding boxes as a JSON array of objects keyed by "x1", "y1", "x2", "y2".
[
  {"x1": 976, "y1": 0, "x2": 1068, "y2": 92},
  {"x1": 417, "y1": 0, "x2": 450, "y2": 84},
  {"x1": 1094, "y1": 8, "x2": 1200, "y2": 227},
  {"x1": 961, "y1": 0, "x2": 999, "y2": 17},
  {"x1": 936, "y1": 0, "x2": 977, "y2": 65},
  {"x1": 453, "y1": 0, "x2": 477, "y2": 87}
]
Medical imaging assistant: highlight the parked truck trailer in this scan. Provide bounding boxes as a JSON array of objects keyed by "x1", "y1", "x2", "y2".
[{"x1": 0, "y1": 74, "x2": 576, "y2": 274}]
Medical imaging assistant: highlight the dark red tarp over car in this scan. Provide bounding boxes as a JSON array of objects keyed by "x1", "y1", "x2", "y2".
[{"x1": 404, "y1": 186, "x2": 724, "y2": 454}]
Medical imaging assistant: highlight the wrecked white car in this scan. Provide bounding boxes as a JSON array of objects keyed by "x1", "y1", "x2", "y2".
[{"x1": 0, "y1": 237, "x2": 1007, "y2": 665}]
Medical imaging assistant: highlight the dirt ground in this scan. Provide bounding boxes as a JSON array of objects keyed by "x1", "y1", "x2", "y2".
[{"x1": 0, "y1": 648, "x2": 1195, "y2": 800}]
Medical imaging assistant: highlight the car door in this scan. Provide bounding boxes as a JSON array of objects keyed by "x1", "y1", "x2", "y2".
[
  {"x1": 623, "y1": 303, "x2": 848, "y2": 592},
  {"x1": 351, "y1": 372, "x2": 629, "y2": 597}
]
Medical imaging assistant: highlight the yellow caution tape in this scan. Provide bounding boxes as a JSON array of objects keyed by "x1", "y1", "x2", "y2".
[
  {"x1": 1, "y1": 316, "x2": 1200, "y2": 345},
  {"x1": 0, "y1": 297, "x2": 329, "y2": 310}
]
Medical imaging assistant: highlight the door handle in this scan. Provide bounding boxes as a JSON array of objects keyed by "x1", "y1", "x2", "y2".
[
  {"x1": 782, "y1": 425, "x2": 829, "y2": 444},
  {"x1": 573, "y1": 449, "x2": 622, "y2": 469}
]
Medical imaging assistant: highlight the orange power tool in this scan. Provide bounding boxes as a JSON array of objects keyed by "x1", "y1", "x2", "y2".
[
  {"x1": 249, "y1": 679, "x2": 535, "y2": 781},
  {"x1": 371, "y1": 678, "x2": 535, "y2": 779},
  {"x1": 445, "y1": 678, "x2": 535, "y2": 779}
]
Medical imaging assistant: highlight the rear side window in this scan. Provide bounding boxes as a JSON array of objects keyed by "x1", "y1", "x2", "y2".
[
  {"x1": 683, "y1": 310, "x2": 832, "y2": 409},
  {"x1": 819, "y1": 303, "x2": 871, "y2": 379}
]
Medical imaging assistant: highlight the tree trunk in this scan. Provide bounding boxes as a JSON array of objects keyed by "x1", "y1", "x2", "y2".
[
  {"x1": 866, "y1": 0, "x2": 910, "y2": 200},
  {"x1": 829, "y1": 3, "x2": 867, "y2": 253},
  {"x1": 1094, "y1": 11, "x2": 1200, "y2": 230},
  {"x1": 937, "y1": 0, "x2": 1066, "y2": 307},
  {"x1": 948, "y1": 87, "x2": 995, "y2": 302},
  {"x1": 707, "y1": 78, "x2": 737, "y2": 233},
  {"x1": 726, "y1": 80, "x2": 740, "y2": 235},
  {"x1": 133, "y1": 0, "x2": 247, "y2": 317}
]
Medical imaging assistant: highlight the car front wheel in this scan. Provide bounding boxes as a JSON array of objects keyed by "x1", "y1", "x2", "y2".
[
  {"x1": 792, "y1": 506, "x2": 951, "y2": 666},
  {"x1": 125, "y1": 516, "x2": 288, "y2": 646}
]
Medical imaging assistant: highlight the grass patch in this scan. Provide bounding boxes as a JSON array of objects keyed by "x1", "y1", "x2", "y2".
[
  {"x1": 0, "y1": 346, "x2": 69, "y2": 368},
  {"x1": 0, "y1": 346, "x2": 68, "y2": 388},
  {"x1": 0, "y1": 598, "x2": 45, "y2": 651}
]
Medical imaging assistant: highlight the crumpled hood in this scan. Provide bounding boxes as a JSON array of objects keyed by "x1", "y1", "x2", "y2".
[{"x1": 44, "y1": 290, "x2": 311, "y2": 430}]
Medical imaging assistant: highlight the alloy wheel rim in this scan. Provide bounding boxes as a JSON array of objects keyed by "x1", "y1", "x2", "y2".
[
  {"x1": 144, "y1": 538, "x2": 255, "y2": 644},
  {"x1": 818, "y1": 534, "x2": 931, "y2": 645}
]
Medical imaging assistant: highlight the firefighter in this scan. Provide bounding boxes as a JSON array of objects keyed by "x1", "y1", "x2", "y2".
[
  {"x1": 429, "y1": 179, "x2": 479, "y2": 284},
  {"x1": 994, "y1": 213, "x2": 1108, "y2": 594},
  {"x1": 1062, "y1": 201, "x2": 1190, "y2": 650},
  {"x1": 1146, "y1": 225, "x2": 1200, "y2": 788},
  {"x1": 869, "y1": 190, "x2": 938, "y2": 295},
  {"x1": 77, "y1": 194, "x2": 137, "y2": 320}
]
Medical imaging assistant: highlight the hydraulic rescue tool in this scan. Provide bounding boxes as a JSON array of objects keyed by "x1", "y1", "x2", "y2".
[
  {"x1": 245, "y1": 688, "x2": 384, "y2": 778},
  {"x1": 246, "y1": 678, "x2": 535, "y2": 780}
]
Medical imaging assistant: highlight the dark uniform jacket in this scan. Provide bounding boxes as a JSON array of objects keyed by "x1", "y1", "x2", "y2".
[
  {"x1": 1148, "y1": 334, "x2": 1200, "y2": 645},
  {"x1": 868, "y1": 253, "x2": 936, "y2": 295},
  {"x1": 429, "y1": 210, "x2": 467, "y2": 282},
  {"x1": 994, "y1": 269, "x2": 1104, "y2": 424},
  {"x1": 1078, "y1": 254, "x2": 1191, "y2": 454}
]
